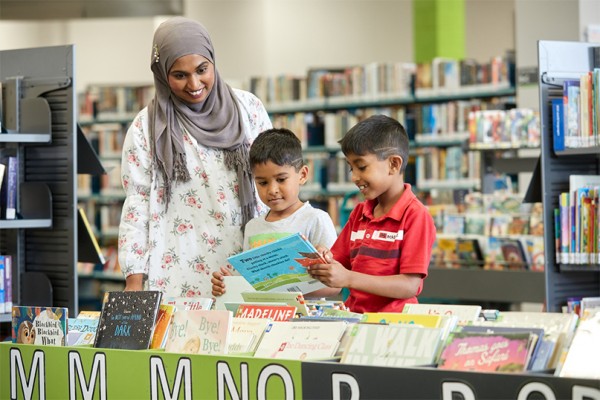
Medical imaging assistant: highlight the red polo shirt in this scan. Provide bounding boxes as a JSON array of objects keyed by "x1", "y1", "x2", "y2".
[{"x1": 331, "y1": 184, "x2": 436, "y2": 313}]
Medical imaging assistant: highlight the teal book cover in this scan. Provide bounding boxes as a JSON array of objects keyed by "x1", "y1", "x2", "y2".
[
  {"x1": 228, "y1": 233, "x2": 326, "y2": 294},
  {"x1": 12, "y1": 306, "x2": 68, "y2": 346}
]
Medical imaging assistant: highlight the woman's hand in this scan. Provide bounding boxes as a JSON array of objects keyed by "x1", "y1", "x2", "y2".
[{"x1": 211, "y1": 266, "x2": 232, "y2": 296}]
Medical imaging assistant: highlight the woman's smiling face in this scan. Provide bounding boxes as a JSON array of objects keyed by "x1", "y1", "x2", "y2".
[{"x1": 168, "y1": 54, "x2": 215, "y2": 104}]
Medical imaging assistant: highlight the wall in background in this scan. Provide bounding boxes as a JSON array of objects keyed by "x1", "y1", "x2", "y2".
[{"x1": 1, "y1": 0, "x2": 514, "y2": 94}]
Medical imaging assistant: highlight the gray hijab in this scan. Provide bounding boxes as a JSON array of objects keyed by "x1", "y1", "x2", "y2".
[{"x1": 148, "y1": 16, "x2": 255, "y2": 227}]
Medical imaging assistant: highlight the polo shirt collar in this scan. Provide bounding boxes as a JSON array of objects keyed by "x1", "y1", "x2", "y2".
[{"x1": 360, "y1": 183, "x2": 415, "y2": 222}]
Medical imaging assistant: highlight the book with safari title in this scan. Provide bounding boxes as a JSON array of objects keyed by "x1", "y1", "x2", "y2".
[
  {"x1": 12, "y1": 306, "x2": 68, "y2": 346},
  {"x1": 227, "y1": 232, "x2": 326, "y2": 294},
  {"x1": 93, "y1": 290, "x2": 162, "y2": 350}
]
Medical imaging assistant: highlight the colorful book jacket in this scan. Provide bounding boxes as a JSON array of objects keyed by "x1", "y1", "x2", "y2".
[
  {"x1": 253, "y1": 320, "x2": 347, "y2": 360},
  {"x1": 227, "y1": 232, "x2": 326, "y2": 294},
  {"x1": 93, "y1": 290, "x2": 162, "y2": 350},
  {"x1": 341, "y1": 323, "x2": 444, "y2": 367},
  {"x1": 150, "y1": 304, "x2": 176, "y2": 349},
  {"x1": 163, "y1": 296, "x2": 214, "y2": 311},
  {"x1": 438, "y1": 331, "x2": 534, "y2": 373},
  {"x1": 235, "y1": 304, "x2": 296, "y2": 322},
  {"x1": 67, "y1": 317, "x2": 99, "y2": 346},
  {"x1": 402, "y1": 303, "x2": 482, "y2": 326},
  {"x1": 361, "y1": 312, "x2": 443, "y2": 327},
  {"x1": 12, "y1": 306, "x2": 68, "y2": 346},
  {"x1": 228, "y1": 317, "x2": 271, "y2": 355},
  {"x1": 241, "y1": 291, "x2": 310, "y2": 316},
  {"x1": 164, "y1": 309, "x2": 232, "y2": 355}
]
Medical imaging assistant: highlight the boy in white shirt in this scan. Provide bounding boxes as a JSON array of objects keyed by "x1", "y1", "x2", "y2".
[{"x1": 211, "y1": 128, "x2": 337, "y2": 295}]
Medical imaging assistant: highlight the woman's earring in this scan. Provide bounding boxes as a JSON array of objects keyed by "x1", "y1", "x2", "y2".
[{"x1": 153, "y1": 44, "x2": 160, "y2": 63}]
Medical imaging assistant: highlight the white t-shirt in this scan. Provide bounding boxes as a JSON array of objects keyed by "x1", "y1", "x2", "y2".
[{"x1": 242, "y1": 201, "x2": 337, "y2": 251}]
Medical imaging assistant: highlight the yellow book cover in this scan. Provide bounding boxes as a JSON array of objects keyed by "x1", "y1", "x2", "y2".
[{"x1": 361, "y1": 312, "x2": 443, "y2": 328}]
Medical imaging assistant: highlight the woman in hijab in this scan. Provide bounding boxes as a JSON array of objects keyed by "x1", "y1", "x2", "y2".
[{"x1": 118, "y1": 17, "x2": 272, "y2": 297}]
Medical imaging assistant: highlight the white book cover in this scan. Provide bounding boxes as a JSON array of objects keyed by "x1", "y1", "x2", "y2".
[
  {"x1": 163, "y1": 296, "x2": 214, "y2": 311},
  {"x1": 228, "y1": 317, "x2": 271, "y2": 354},
  {"x1": 569, "y1": 174, "x2": 600, "y2": 192},
  {"x1": 402, "y1": 303, "x2": 482, "y2": 325},
  {"x1": 341, "y1": 323, "x2": 444, "y2": 368},
  {"x1": 164, "y1": 309, "x2": 232, "y2": 355},
  {"x1": 558, "y1": 312, "x2": 600, "y2": 379},
  {"x1": 253, "y1": 320, "x2": 347, "y2": 360}
]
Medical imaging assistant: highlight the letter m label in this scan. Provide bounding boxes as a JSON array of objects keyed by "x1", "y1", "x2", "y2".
[
  {"x1": 150, "y1": 356, "x2": 192, "y2": 400},
  {"x1": 10, "y1": 348, "x2": 45, "y2": 400}
]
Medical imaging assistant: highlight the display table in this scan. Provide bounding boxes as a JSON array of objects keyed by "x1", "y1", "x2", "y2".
[{"x1": 1, "y1": 343, "x2": 598, "y2": 399}]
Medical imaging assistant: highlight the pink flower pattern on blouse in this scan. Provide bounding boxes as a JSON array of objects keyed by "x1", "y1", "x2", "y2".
[{"x1": 118, "y1": 89, "x2": 271, "y2": 298}]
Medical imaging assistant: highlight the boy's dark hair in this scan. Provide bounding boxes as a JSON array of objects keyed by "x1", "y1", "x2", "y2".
[
  {"x1": 249, "y1": 128, "x2": 304, "y2": 171},
  {"x1": 339, "y1": 114, "x2": 410, "y2": 174}
]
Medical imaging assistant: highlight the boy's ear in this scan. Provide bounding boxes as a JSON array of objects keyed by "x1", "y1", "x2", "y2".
[
  {"x1": 299, "y1": 165, "x2": 309, "y2": 184},
  {"x1": 389, "y1": 155, "x2": 403, "y2": 175}
]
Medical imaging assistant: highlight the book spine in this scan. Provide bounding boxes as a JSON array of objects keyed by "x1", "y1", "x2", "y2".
[
  {"x1": 0, "y1": 256, "x2": 5, "y2": 313},
  {"x1": 559, "y1": 192, "x2": 570, "y2": 264},
  {"x1": 551, "y1": 98, "x2": 565, "y2": 152},
  {"x1": 4, "y1": 156, "x2": 18, "y2": 220}
]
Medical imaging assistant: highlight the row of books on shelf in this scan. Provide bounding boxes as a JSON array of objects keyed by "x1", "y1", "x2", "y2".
[
  {"x1": 11, "y1": 292, "x2": 600, "y2": 380},
  {"x1": 0, "y1": 255, "x2": 13, "y2": 313},
  {"x1": 78, "y1": 84, "x2": 154, "y2": 121},
  {"x1": 551, "y1": 68, "x2": 600, "y2": 151},
  {"x1": 554, "y1": 175, "x2": 600, "y2": 265},
  {"x1": 468, "y1": 108, "x2": 540, "y2": 149},
  {"x1": 249, "y1": 55, "x2": 513, "y2": 105},
  {"x1": 416, "y1": 146, "x2": 480, "y2": 184},
  {"x1": 432, "y1": 235, "x2": 544, "y2": 271}
]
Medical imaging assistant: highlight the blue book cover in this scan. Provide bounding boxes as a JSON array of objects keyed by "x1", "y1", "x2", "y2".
[
  {"x1": 228, "y1": 233, "x2": 326, "y2": 294},
  {"x1": 551, "y1": 98, "x2": 565, "y2": 152},
  {"x1": 12, "y1": 306, "x2": 68, "y2": 346}
]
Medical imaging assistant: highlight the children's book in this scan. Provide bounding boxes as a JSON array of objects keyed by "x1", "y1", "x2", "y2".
[
  {"x1": 67, "y1": 317, "x2": 100, "y2": 346},
  {"x1": 241, "y1": 291, "x2": 310, "y2": 316},
  {"x1": 235, "y1": 304, "x2": 296, "y2": 322},
  {"x1": 431, "y1": 237, "x2": 459, "y2": 269},
  {"x1": 253, "y1": 320, "x2": 347, "y2": 360},
  {"x1": 163, "y1": 296, "x2": 214, "y2": 311},
  {"x1": 499, "y1": 238, "x2": 528, "y2": 269},
  {"x1": 458, "y1": 325, "x2": 545, "y2": 371},
  {"x1": 341, "y1": 323, "x2": 444, "y2": 367},
  {"x1": 164, "y1": 309, "x2": 233, "y2": 355},
  {"x1": 227, "y1": 232, "x2": 326, "y2": 294},
  {"x1": 438, "y1": 331, "x2": 536, "y2": 373},
  {"x1": 557, "y1": 312, "x2": 600, "y2": 379},
  {"x1": 456, "y1": 238, "x2": 484, "y2": 268},
  {"x1": 93, "y1": 290, "x2": 162, "y2": 350},
  {"x1": 471, "y1": 311, "x2": 578, "y2": 370},
  {"x1": 361, "y1": 312, "x2": 443, "y2": 328},
  {"x1": 402, "y1": 303, "x2": 482, "y2": 326},
  {"x1": 228, "y1": 317, "x2": 271, "y2": 355},
  {"x1": 150, "y1": 304, "x2": 176, "y2": 349},
  {"x1": 12, "y1": 306, "x2": 68, "y2": 346}
]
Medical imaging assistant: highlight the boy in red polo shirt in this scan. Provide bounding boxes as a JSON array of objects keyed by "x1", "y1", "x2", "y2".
[{"x1": 307, "y1": 114, "x2": 436, "y2": 313}]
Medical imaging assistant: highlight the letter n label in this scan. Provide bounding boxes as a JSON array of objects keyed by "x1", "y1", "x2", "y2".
[
  {"x1": 150, "y1": 356, "x2": 191, "y2": 400},
  {"x1": 10, "y1": 348, "x2": 45, "y2": 400},
  {"x1": 68, "y1": 351, "x2": 107, "y2": 400}
]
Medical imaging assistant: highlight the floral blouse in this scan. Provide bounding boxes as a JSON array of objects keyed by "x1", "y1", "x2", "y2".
[{"x1": 118, "y1": 89, "x2": 272, "y2": 298}]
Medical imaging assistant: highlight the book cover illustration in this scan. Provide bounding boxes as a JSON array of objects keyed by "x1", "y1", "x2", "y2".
[
  {"x1": 235, "y1": 304, "x2": 297, "y2": 322},
  {"x1": 456, "y1": 238, "x2": 484, "y2": 268},
  {"x1": 499, "y1": 238, "x2": 528, "y2": 270},
  {"x1": 361, "y1": 312, "x2": 443, "y2": 328},
  {"x1": 241, "y1": 291, "x2": 310, "y2": 316},
  {"x1": 402, "y1": 303, "x2": 482, "y2": 326},
  {"x1": 12, "y1": 306, "x2": 68, "y2": 346},
  {"x1": 164, "y1": 309, "x2": 232, "y2": 355},
  {"x1": 150, "y1": 304, "x2": 176, "y2": 349},
  {"x1": 228, "y1": 317, "x2": 271, "y2": 355},
  {"x1": 431, "y1": 237, "x2": 459, "y2": 269},
  {"x1": 163, "y1": 296, "x2": 214, "y2": 311},
  {"x1": 93, "y1": 290, "x2": 162, "y2": 350},
  {"x1": 227, "y1": 233, "x2": 326, "y2": 294},
  {"x1": 67, "y1": 317, "x2": 100, "y2": 346},
  {"x1": 438, "y1": 331, "x2": 534, "y2": 373},
  {"x1": 341, "y1": 323, "x2": 444, "y2": 367},
  {"x1": 253, "y1": 320, "x2": 347, "y2": 360}
]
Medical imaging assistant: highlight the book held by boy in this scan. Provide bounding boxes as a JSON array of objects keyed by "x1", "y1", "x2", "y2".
[{"x1": 227, "y1": 233, "x2": 326, "y2": 294}]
